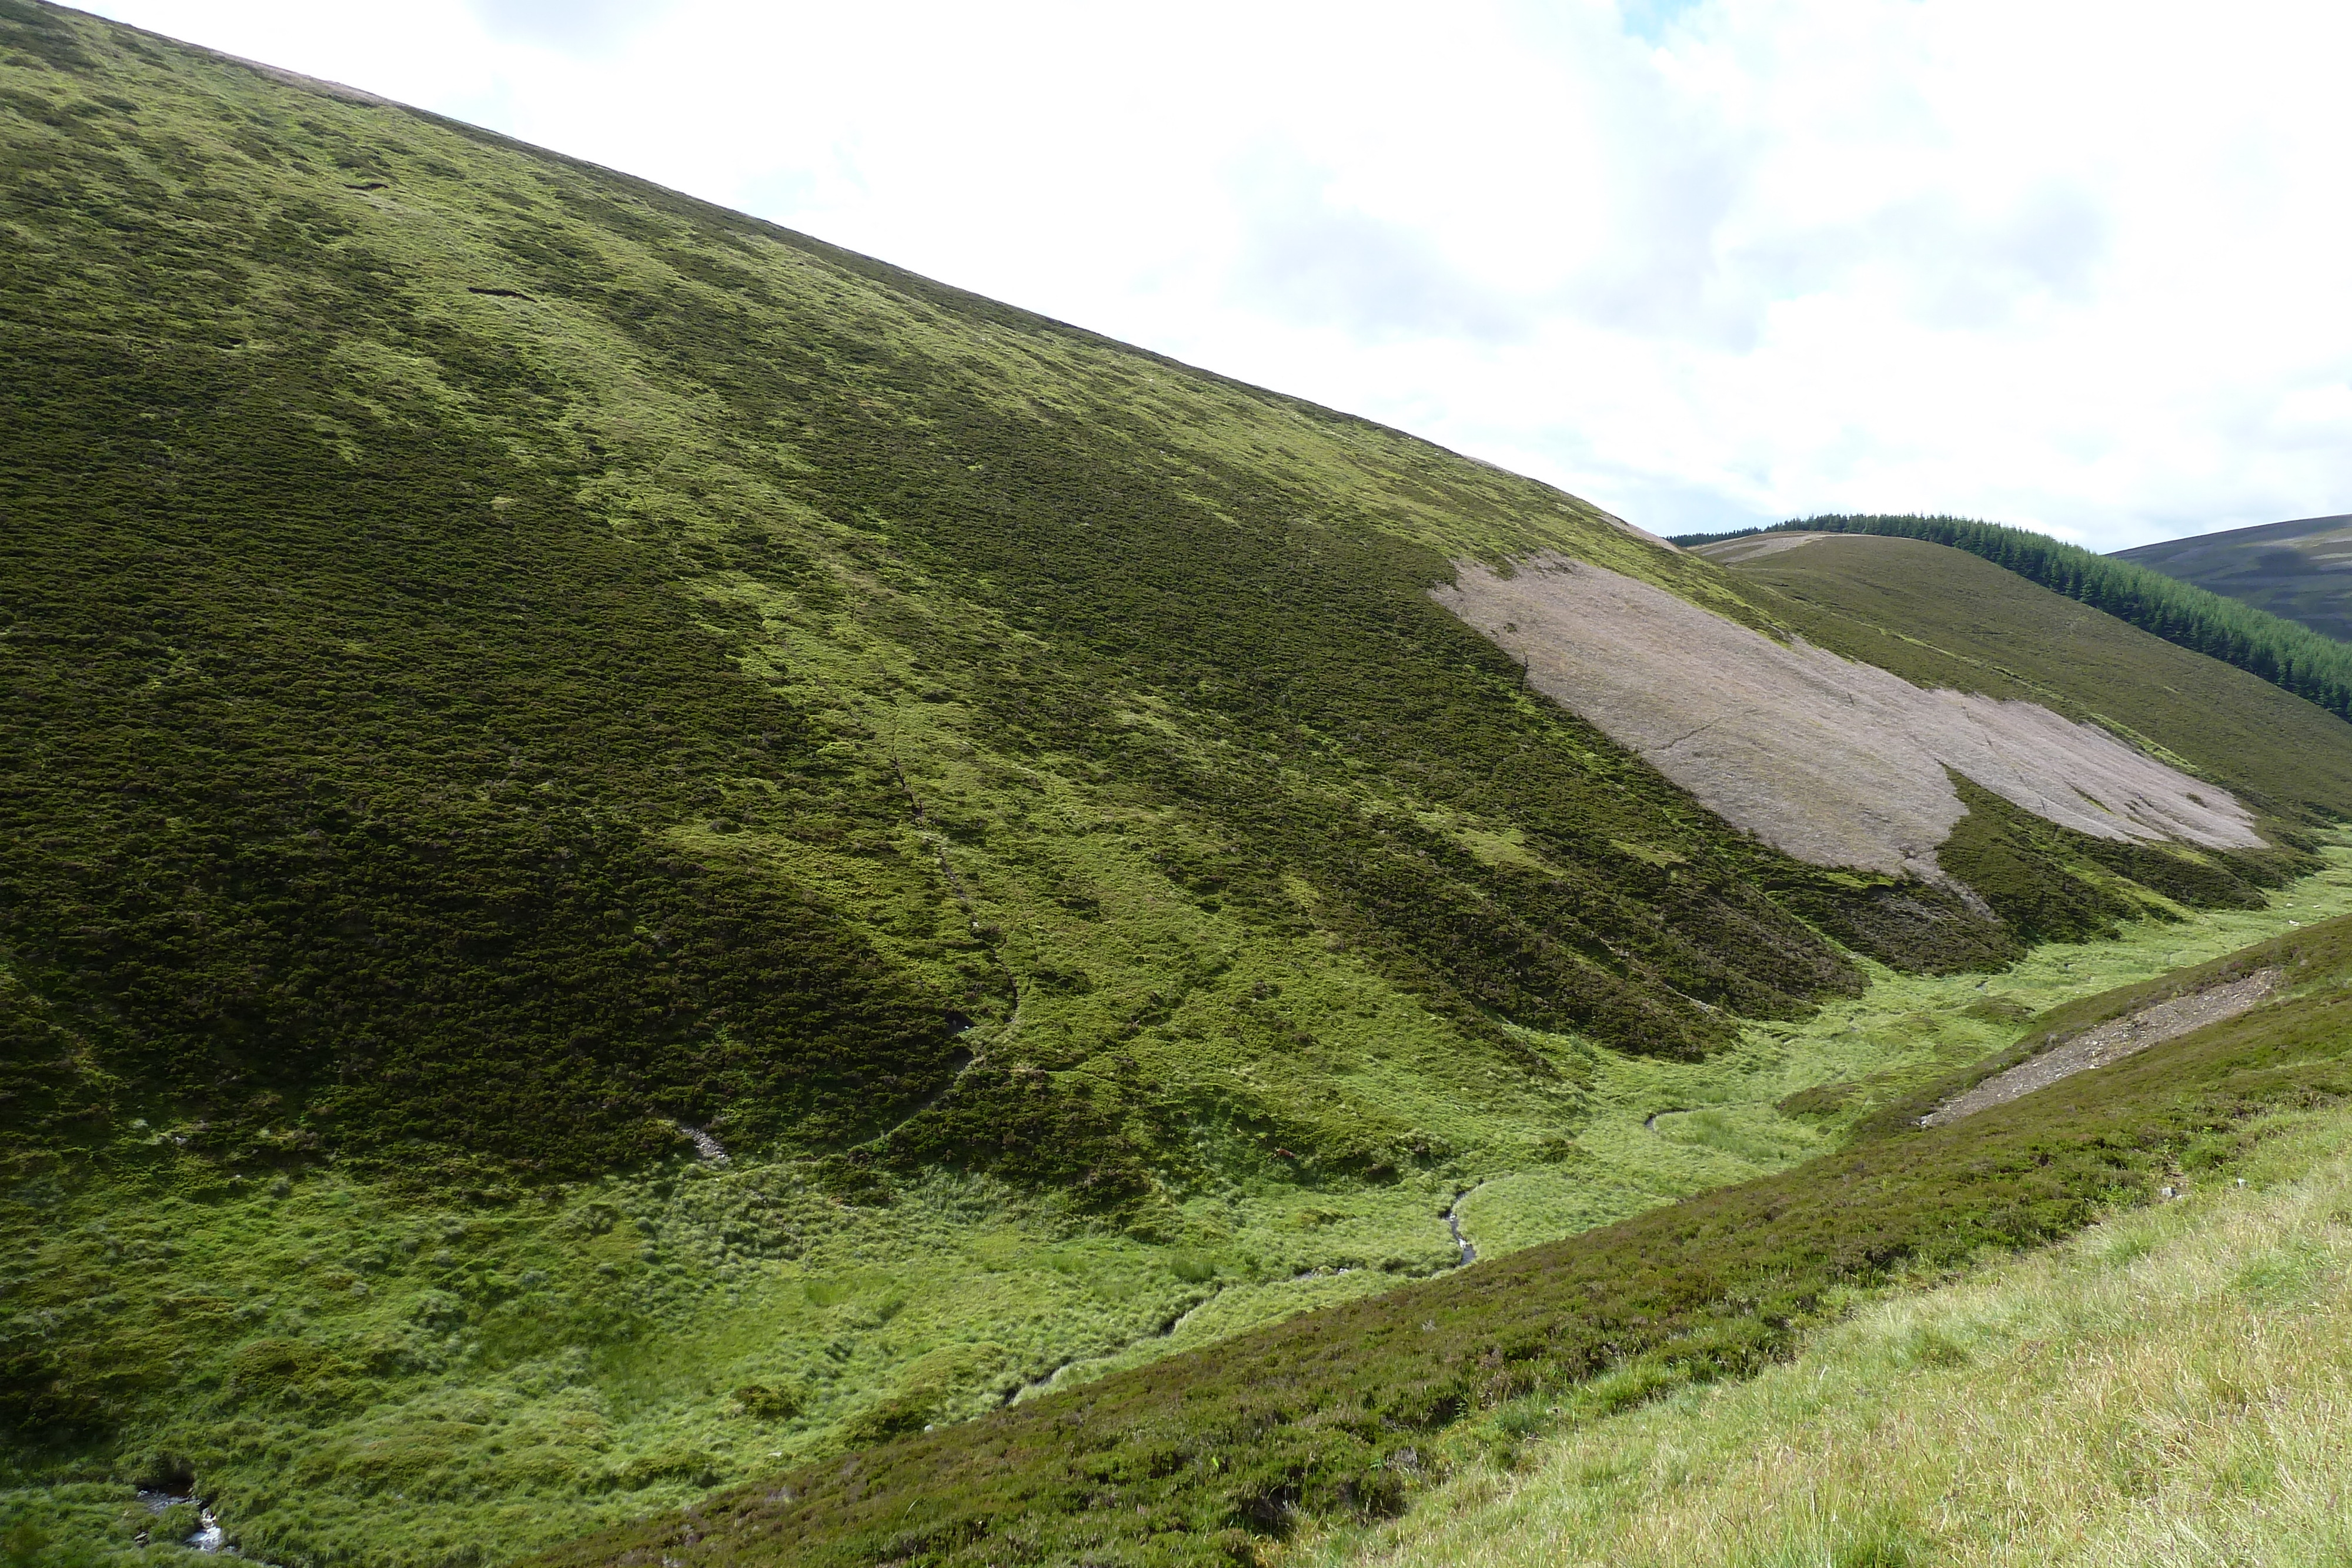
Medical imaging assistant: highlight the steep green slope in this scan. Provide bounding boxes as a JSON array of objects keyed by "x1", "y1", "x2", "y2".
[
  {"x1": 2115, "y1": 511, "x2": 2352, "y2": 642},
  {"x1": 10, "y1": 5, "x2": 2352, "y2": 1565},
  {"x1": 1679, "y1": 513, "x2": 2352, "y2": 721},
  {"x1": 0, "y1": 5, "x2": 1967, "y2": 1551},
  {"x1": 0, "y1": 0, "x2": 1893, "y2": 1196}
]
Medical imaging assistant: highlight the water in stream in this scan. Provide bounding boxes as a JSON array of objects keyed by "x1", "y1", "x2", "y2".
[{"x1": 136, "y1": 1489, "x2": 228, "y2": 1553}]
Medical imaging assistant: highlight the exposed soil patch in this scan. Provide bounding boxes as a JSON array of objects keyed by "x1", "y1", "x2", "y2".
[
  {"x1": 1922, "y1": 967, "x2": 2284, "y2": 1126},
  {"x1": 1696, "y1": 531, "x2": 1839, "y2": 564},
  {"x1": 1432, "y1": 555, "x2": 2260, "y2": 882}
]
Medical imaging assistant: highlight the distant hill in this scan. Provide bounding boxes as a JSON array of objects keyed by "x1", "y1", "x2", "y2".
[{"x1": 2113, "y1": 513, "x2": 2352, "y2": 642}]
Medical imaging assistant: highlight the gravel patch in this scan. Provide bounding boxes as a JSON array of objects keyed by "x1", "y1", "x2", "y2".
[
  {"x1": 1692, "y1": 531, "x2": 1840, "y2": 564},
  {"x1": 1922, "y1": 968, "x2": 2285, "y2": 1126},
  {"x1": 673, "y1": 1122, "x2": 730, "y2": 1164}
]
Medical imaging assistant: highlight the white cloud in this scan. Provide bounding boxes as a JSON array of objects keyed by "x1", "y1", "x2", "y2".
[
  {"x1": 78, "y1": 0, "x2": 2352, "y2": 547},
  {"x1": 468, "y1": 0, "x2": 645, "y2": 52}
]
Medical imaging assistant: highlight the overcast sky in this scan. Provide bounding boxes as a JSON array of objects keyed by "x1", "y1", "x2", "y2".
[{"x1": 79, "y1": 0, "x2": 2352, "y2": 549}]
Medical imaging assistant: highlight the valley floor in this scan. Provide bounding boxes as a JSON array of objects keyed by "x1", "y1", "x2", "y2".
[
  {"x1": 9, "y1": 841, "x2": 2352, "y2": 1566},
  {"x1": 1297, "y1": 1097, "x2": 2352, "y2": 1568}
]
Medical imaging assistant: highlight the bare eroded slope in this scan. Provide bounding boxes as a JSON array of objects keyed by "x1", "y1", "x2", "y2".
[{"x1": 1433, "y1": 554, "x2": 2261, "y2": 883}]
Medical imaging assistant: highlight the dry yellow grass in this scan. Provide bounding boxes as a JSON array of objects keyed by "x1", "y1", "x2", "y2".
[{"x1": 1305, "y1": 1106, "x2": 2352, "y2": 1568}]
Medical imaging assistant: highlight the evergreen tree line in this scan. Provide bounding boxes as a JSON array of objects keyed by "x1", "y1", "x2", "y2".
[{"x1": 1672, "y1": 513, "x2": 2352, "y2": 723}]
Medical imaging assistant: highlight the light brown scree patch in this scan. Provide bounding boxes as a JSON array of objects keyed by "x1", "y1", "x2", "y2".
[
  {"x1": 1922, "y1": 967, "x2": 2284, "y2": 1125},
  {"x1": 1432, "y1": 554, "x2": 2260, "y2": 882}
]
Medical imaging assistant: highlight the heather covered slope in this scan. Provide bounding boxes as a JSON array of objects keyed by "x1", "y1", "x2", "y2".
[
  {"x1": 8, "y1": 4, "x2": 2341, "y2": 1216},
  {"x1": 10, "y1": 4, "x2": 2352, "y2": 1564},
  {"x1": 2116, "y1": 511, "x2": 2352, "y2": 642},
  {"x1": 0, "y1": 0, "x2": 1887, "y2": 1194},
  {"x1": 0, "y1": 5, "x2": 2008, "y2": 1550}
]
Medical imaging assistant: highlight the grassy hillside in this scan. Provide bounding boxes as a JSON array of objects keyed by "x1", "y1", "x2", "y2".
[
  {"x1": 2116, "y1": 511, "x2": 2352, "y2": 643},
  {"x1": 0, "y1": 0, "x2": 1912, "y2": 1197},
  {"x1": 1301, "y1": 1088, "x2": 2352, "y2": 1568},
  {"x1": 11, "y1": 5, "x2": 2352, "y2": 1565},
  {"x1": 532, "y1": 912, "x2": 2352, "y2": 1567},
  {"x1": 1681, "y1": 513, "x2": 2352, "y2": 722}
]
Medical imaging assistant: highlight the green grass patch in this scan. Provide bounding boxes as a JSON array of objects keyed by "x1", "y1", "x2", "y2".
[{"x1": 1296, "y1": 1096, "x2": 2352, "y2": 1567}]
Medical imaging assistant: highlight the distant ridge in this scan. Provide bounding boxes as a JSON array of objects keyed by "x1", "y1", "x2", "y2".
[
  {"x1": 2114, "y1": 513, "x2": 2352, "y2": 643},
  {"x1": 1672, "y1": 514, "x2": 2352, "y2": 723}
]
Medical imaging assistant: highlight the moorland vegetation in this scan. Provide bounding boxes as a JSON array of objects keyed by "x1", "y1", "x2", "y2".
[
  {"x1": 543, "y1": 911, "x2": 2352, "y2": 1567},
  {"x1": 5, "y1": 4, "x2": 2352, "y2": 1565},
  {"x1": 1304, "y1": 1089, "x2": 2352, "y2": 1568}
]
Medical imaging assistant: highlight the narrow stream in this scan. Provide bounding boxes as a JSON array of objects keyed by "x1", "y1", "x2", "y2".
[
  {"x1": 136, "y1": 1490, "x2": 228, "y2": 1553},
  {"x1": 1443, "y1": 1188, "x2": 1480, "y2": 1266},
  {"x1": 1004, "y1": 1286, "x2": 1226, "y2": 1405}
]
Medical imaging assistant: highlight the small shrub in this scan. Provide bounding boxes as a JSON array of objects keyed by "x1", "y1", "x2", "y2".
[{"x1": 733, "y1": 1383, "x2": 801, "y2": 1421}]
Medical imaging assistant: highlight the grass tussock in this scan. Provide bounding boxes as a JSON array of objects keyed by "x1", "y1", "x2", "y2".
[{"x1": 1311, "y1": 1103, "x2": 2352, "y2": 1568}]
